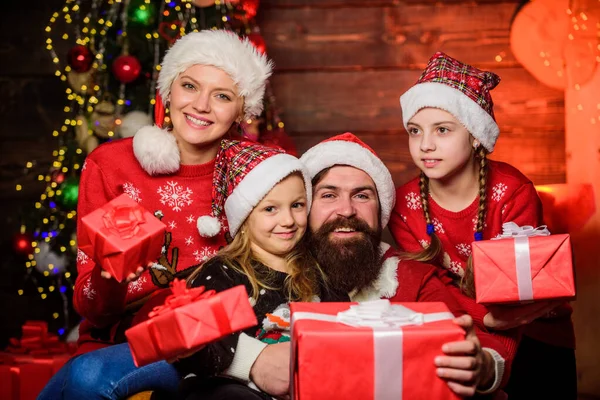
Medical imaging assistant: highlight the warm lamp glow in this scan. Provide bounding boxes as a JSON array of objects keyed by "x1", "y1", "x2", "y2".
[{"x1": 535, "y1": 183, "x2": 596, "y2": 233}]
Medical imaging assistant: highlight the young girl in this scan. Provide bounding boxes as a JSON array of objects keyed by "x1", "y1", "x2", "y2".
[
  {"x1": 38, "y1": 30, "x2": 273, "y2": 399},
  {"x1": 175, "y1": 139, "x2": 337, "y2": 400},
  {"x1": 390, "y1": 52, "x2": 576, "y2": 398}
]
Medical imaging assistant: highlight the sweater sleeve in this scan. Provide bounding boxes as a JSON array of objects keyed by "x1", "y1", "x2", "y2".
[
  {"x1": 73, "y1": 157, "x2": 130, "y2": 328},
  {"x1": 174, "y1": 259, "x2": 258, "y2": 378},
  {"x1": 501, "y1": 182, "x2": 544, "y2": 227},
  {"x1": 389, "y1": 202, "x2": 424, "y2": 253}
]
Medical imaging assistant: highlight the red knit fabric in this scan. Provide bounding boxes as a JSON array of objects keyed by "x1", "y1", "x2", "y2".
[
  {"x1": 73, "y1": 138, "x2": 227, "y2": 355},
  {"x1": 389, "y1": 160, "x2": 575, "y2": 352}
]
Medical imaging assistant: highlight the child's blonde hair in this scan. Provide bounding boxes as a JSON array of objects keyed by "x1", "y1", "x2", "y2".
[{"x1": 401, "y1": 146, "x2": 489, "y2": 297}]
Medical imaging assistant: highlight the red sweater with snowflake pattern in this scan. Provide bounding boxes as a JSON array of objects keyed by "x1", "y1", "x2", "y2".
[
  {"x1": 389, "y1": 160, "x2": 575, "y2": 352},
  {"x1": 73, "y1": 138, "x2": 227, "y2": 355}
]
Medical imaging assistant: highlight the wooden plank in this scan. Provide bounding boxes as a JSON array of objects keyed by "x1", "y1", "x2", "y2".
[
  {"x1": 292, "y1": 129, "x2": 565, "y2": 187},
  {"x1": 260, "y1": 2, "x2": 521, "y2": 70},
  {"x1": 271, "y1": 68, "x2": 564, "y2": 134}
]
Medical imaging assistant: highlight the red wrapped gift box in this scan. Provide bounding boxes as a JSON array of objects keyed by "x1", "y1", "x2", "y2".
[
  {"x1": 0, "y1": 321, "x2": 74, "y2": 400},
  {"x1": 79, "y1": 194, "x2": 166, "y2": 282},
  {"x1": 290, "y1": 301, "x2": 463, "y2": 400},
  {"x1": 126, "y1": 279, "x2": 257, "y2": 367},
  {"x1": 472, "y1": 232, "x2": 575, "y2": 304}
]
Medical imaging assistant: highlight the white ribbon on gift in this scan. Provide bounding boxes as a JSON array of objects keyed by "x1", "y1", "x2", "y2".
[
  {"x1": 292, "y1": 300, "x2": 454, "y2": 399},
  {"x1": 492, "y1": 222, "x2": 551, "y2": 301}
]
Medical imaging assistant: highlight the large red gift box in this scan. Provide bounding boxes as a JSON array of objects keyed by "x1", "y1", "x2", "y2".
[
  {"x1": 0, "y1": 321, "x2": 75, "y2": 400},
  {"x1": 290, "y1": 301, "x2": 463, "y2": 400},
  {"x1": 79, "y1": 193, "x2": 166, "y2": 282},
  {"x1": 126, "y1": 279, "x2": 258, "y2": 367},
  {"x1": 472, "y1": 230, "x2": 575, "y2": 304}
]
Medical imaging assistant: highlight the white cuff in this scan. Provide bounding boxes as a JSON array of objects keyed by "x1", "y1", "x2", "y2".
[
  {"x1": 224, "y1": 333, "x2": 268, "y2": 382},
  {"x1": 477, "y1": 348, "x2": 505, "y2": 394}
]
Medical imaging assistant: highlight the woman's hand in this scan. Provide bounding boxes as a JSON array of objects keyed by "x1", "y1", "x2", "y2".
[
  {"x1": 100, "y1": 262, "x2": 153, "y2": 283},
  {"x1": 483, "y1": 300, "x2": 563, "y2": 330},
  {"x1": 435, "y1": 315, "x2": 494, "y2": 397}
]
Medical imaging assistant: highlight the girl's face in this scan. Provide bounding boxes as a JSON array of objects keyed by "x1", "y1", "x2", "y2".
[
  {"x1": 169, "y1": 64, "x2": 243, "y2": 149},
  {"x1": 246, "y1": 173, "x2": 308, "y2": 259},
  {"x1": 406, "y1": 107, "x2": 475, "y2": 182}
]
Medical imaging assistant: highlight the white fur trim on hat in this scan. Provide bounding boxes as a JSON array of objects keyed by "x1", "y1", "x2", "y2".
[
  {"x1": 158, "y1": 30, "x2": 273, "y2": 120},
  {"x1": 300, "y1": 141, "x2": 396, "y2": 228},
  {"x1": 400, "y1": 82, "x2": 499, "y2": 152},
  {"x1": 224, "y1": 154, "x2": 312, "y2": 237},
  {"x1": 133, "y1": 125, "x2": 180, "y2": 175}
]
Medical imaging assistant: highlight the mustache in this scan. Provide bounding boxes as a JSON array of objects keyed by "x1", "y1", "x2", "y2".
[{"x1": 317, "y1": 217, "x2": 373, "y2": 235}]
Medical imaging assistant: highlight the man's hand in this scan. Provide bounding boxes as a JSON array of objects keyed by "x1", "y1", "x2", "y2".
[
  {"x1": 483, "y1": 300, "x2": 563, "y2": 330},
  {"x1": 435, "y1": 315, "x2": 494, "y2": 397},
  {"x1": 250, "y1": 342, "x2": 291, "y2": 399}
]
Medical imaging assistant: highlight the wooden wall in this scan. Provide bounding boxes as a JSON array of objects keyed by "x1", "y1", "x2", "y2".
[{"x1": 259, "y1": 0, "x2": 566, "y2": 187}]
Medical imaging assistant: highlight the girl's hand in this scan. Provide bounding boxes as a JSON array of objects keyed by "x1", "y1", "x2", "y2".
[
  {"x1": 483, "y1": 300, "x2": 563, "y2": 330},
  {"x1": 100, "y1": 262, "x2": 152, "y2": 283},
  {"x1": 435, "y1": 315, "x2": 494, "y2": 397}
]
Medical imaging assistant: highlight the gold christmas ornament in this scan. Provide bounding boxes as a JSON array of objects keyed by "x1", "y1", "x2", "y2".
[
  {"x1": 67, "y1": 70, "x2": 95, "y2": 94},
  {"x1": 74, "y1": 114, "x2": 99, "y2": 153}
]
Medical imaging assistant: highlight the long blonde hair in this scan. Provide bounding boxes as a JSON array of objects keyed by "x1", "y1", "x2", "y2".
[
  {"x1": 401, "y1": 146, "x2": 489, "y2": 297},
  {"x1": 187, "y1": 221, "x2": 326, "y2": 303}
]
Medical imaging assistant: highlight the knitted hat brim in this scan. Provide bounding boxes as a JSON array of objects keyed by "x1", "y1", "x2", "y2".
[{"x1": 400, "y1": 82, "x2": 499, "y2": 152}]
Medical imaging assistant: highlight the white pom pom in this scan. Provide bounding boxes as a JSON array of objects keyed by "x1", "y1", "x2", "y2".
[
  {"x1": 133, "y1": 125, "x2": 180, "y2": 175},
  {"x1": 197, "y1": 215, "x2": 222, "y2": 238},
  {"x1": 118, "y1": 111, "x2": 153, "y2": 138}
]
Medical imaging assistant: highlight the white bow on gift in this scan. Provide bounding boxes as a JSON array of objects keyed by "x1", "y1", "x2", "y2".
[
  {"x1": 492, "y1": 222, "x2": 551, "y2": 301},
  {"x1": 495, "y1": 221, "x2": 551, "y2": 239},
  {"x1": 335, "y1": 299, "x2": 453, "y2": 328}
]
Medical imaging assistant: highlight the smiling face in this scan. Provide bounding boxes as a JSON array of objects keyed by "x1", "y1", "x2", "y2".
[
  {"x1": 406, "y1": 107, "x2": 476, "y2": 182},
  {"x1": 168, "y1": 64, "x2": 243, "y2": 152},
  {"x1": 245, "y1": 173, "x2": 308, "y2": 262}
]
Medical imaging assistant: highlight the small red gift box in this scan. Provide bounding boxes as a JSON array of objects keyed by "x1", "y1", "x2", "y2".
[
  {"x1": 79, "y1": 194, "x2": 166, "y2": 282},
  {"x1": 290, "y1": 301, "x2": 463, "y2": 400},
  {"x1": 472, "y1": 225, "x2": 575, "y2": 304},
  {"x1": 126, "y1": 279, "x2": 258, "y2": 367}
]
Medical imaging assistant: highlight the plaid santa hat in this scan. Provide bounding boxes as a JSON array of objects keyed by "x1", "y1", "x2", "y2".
[
  {"x1": 400, "y1": 52, "x2": 501, "y2": 152},
  {"x1": 197, "y1": 140, "x2": 312, "y2": 238},
  {"x1": 299, "y1": 132, "x2": 396, "y2": 229},
  {"x1": 133, "y1": 30, "x2": 273, "y2": 176}
]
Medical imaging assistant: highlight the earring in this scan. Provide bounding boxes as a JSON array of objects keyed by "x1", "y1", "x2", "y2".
[{"x1": 473, "y1": 141, "x2": 480, "y2": 149}]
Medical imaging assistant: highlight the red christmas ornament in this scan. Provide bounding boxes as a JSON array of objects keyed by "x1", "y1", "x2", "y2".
[
  {"x1": 247, "y1": 33, "x2": 267, "y2": 54},
  {"x1": 13, "y1": 233, "x2": 33, "y2": 255},
  {"x1": 241, "y1": 0, "x2": 260, "y2": 19},
  {"x1": 112, "y1": 55, "x2": 142, "y2": 84},
  {"x1": 68, "y1": 45, "x2": 93, "y2": 73}
]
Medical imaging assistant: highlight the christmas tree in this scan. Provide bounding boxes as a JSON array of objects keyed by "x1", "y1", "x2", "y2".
[{"x1": 13, "y1": 0, "x2": 294, "y2": 338}]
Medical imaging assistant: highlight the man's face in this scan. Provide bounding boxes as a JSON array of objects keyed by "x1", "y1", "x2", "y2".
[
  {"x1": 309, "y1": 166, "x2": 380, "y2": 235},
  {"x1": 307, "y1": 166, "x2": 382, "y2": 293}
]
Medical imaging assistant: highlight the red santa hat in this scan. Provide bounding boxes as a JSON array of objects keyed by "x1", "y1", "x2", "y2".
[
  {"x1": 133, "y1": 30, "x2": 273, "y2": 176},
  {"x1": 197, "y1": 139, "x2": 312, "y2": 238},
  {"x1": 299, "y1": 132, "x2": 396, "y2": 229},
  {"x1": 400, "y1": 52, "x2": 501, "y2": 152}
]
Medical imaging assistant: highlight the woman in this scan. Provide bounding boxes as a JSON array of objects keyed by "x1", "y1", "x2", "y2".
[{"x1": 38, "y1": 29, "x2": 273, "y2": 399}]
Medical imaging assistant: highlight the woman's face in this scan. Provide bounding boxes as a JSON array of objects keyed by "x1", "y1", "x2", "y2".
[{"x1": 168, "y1": 64, "x2": 243, "y2": 149}]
